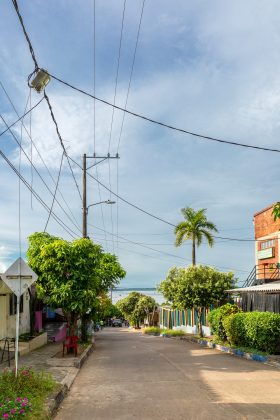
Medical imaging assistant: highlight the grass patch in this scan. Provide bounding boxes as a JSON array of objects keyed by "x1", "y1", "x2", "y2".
[
  {"x1": 143, "y1": 327, "x2": 162, "y2": 335},
  {"x1": 164, "y1": 329, "x2": 186, "y2": 337},
  {"x1": 0, "y1": 367, "x2": 57, "y2": 419},
  {"x1": 19, "y1": 332, "x2": 44, "y2": 342}
]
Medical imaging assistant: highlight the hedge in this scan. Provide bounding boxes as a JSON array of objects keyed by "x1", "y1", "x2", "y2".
[
  {"x1": 224, "y1": 311, "x2": 280, "y2": 354},
  {"x1": 207, "y1": 303, "x2": 240, "y2": 341}
]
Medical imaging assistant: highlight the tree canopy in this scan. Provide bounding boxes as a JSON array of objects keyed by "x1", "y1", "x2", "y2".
[
  {"x1": 116, "y1": 292, "x2": 157, "y2": 328},
  {"x1": 174, "y1": 207, "x2": 218, "y2": 265},
  {"x1": 27, "y1": 232, "x2": 126, "y2": 333},
  {"x1": 158, "y1": 265, "x2": 236, "y2": 336}
]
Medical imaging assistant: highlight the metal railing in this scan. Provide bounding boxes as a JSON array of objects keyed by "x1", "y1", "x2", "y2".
[
  {"x1": 243, "y1": 264, "x2": 280, "y2": 288},
  {"x1": 0, "y1": 337, "x2": 15, "y2": 367}
]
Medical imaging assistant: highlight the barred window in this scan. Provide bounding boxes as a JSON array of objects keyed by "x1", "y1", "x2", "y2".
[{"x1": 260, "y1": 239, "x2": 275, "y2": 250}]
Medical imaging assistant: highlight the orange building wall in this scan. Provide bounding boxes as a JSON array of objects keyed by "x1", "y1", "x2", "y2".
[{"x1": 254, "y1": 204, "x2": 280, "y2": 270}]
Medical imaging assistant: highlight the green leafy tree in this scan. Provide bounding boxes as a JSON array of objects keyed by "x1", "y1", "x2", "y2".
[
  {"x1": 174, "y1": 207, "x2": 218, "y2": 265},
  {"x1": 158, "y1": 265, "x2": 236, "y2": 337},
  {"x1": 116, "y1": 292, "x2": 156, "y2": 328},
  {"x1": 272, "y1": 202, "x2": 280, "y2": 221},
  {"x1": 27, "y1": 232, "x2": 125, "y2": 339}
]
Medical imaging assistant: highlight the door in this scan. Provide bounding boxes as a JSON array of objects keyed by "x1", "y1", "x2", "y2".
[{"x1": 0, "y1": 296, "x2": 7, "y2": 339}]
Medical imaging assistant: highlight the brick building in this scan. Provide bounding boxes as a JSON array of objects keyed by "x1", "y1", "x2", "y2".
[{"x1": 253, "y1": 203, "x2": 280, "y2": 282}]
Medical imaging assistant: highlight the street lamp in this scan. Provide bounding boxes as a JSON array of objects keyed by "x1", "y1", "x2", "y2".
[{"x1": 86, "y1": 200, "x2": 116, "y2": 214}]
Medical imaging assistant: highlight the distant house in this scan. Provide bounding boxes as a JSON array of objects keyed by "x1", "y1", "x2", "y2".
[{"x1": 0, "y1": 277, "x2": 30, "y2": 340}]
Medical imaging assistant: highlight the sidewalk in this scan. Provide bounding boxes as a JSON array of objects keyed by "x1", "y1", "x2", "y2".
[{"x1": 0, "y1": 342, "x2": 85, "y2": 385}]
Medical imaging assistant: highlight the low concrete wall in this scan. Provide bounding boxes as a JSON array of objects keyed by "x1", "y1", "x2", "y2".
[
  {"x1": 160, "y1": 324, "x2": 211, "y2": 337},
  {"x1": 19, "y1": 332, "x2": 48, "y2": 353}
]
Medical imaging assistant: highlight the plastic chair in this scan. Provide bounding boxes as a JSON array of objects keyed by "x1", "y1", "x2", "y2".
[{"x1": 62, "y1": 335, "x2": 79, "y2": 356}]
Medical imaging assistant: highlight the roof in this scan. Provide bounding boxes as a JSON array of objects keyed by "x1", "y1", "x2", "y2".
[
  {"x1": 227, "y1": 280, "x2": 280, "y2": 293},
  {"x1": 253, "y1": 203, "x2": 275, "y2": 218}
]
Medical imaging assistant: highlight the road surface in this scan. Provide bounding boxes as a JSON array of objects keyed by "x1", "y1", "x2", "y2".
[{"x1": 55, "y1": 328, "x2": 280, "y2": 419}]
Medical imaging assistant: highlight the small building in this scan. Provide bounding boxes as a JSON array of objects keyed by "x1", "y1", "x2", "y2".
[{"x1": 0, "y1": 277, "x2": 30, "y2": 340}]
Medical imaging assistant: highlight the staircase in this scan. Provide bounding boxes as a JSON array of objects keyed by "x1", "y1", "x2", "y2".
[
  {"x1": 44, "y1": 322, "x2": 67, "y2": 342},
  {"x1": 243, "y1": 264, "x2": 280, "y2": 288}
]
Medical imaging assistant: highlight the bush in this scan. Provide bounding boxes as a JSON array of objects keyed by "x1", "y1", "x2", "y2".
[
  {"x1": 207, "y1": 304, "x2": 241, "y2": 341},
  {"x1": 224, "y1": 311, "x2": 280, "y2": 354}
]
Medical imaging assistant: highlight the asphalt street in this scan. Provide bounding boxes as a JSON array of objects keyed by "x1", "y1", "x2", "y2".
[{"x1": 55, "y1": 328, "x2": 280, "y2": 420}]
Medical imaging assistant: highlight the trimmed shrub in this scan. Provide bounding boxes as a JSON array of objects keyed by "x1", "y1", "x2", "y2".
[
  {"x1": 207, "y1": 304, "x2": 241, "y2": 341},
  {"x1": 207, "y1": 308, "x2": 221, "y2": 336},
  {"x1": 224, "y1": 311, "x2": 280, "y2": 354}
]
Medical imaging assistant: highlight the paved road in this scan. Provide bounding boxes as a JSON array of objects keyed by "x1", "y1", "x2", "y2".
[{"x1": 55, "y1": 328, "x2": 280, "y2": 420}]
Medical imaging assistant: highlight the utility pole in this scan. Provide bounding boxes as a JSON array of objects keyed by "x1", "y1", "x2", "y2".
[
  {"x1": 82, "y1": 153, "x2": 87, "y2": 238},
  {"x1": 82, "y1": 153, "x2": 120, "y2": 240}
]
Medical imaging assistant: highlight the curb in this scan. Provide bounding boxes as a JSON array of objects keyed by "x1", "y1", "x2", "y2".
[
  {"x1": 46, "y1": 342, "x2": 95, "y2": 417},
  {"x1": 153, "y1": 333, "x2": 280, "y2": 368}
]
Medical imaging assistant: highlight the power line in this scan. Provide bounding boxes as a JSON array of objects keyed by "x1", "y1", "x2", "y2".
[
  {"x1": 117, "y1": 0, "x2": 146, "y2": 153},
  {"x1": 0, "y1": 97, "x2": 44, "y2": 138},
  {"x1": 69, "y1": 156, "x2": 270, "y2": 244},
  {"x1": 44, "y1": 152, "x2": 64, "y2": 232},
  {"x1": 11, "y1": 0, "x2": 82, "y2": 202},
  {"x1": 0, "y1": 80, "x2": 81, "y2": 231},
  {"x1": 0, "y1": 147, "x2": 78, "y2": 239},
  {"x1": 0, "y1": 113, "x2": 82, "y2": 235},
  {"x1": 11, "y1": 0, "x2": 39, "y2": 70},
  {"x1": 88, "y1": 223, "x2": 250, "y2": 273},
  {"x1": 108, "y1": 0, "x2": 126, "y2": 153},
  {"x1": 43, "y1": 91, "x2": 82, "y2": 201},
  {"x1": 48, "y1": 72, "x2": 280, "y2": 154}
]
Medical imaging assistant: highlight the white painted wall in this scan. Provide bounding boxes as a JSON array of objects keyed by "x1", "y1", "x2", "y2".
[{"x1": 160, "y1": 323, "x2": 211, "y2": 337}]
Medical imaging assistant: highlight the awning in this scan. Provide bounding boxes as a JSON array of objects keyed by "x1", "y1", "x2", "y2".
[{"x1": 227, "y1": 280, "x2": 280, "y2": 293}]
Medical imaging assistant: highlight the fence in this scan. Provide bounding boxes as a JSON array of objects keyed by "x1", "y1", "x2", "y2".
[{"x1": 159, "y1": 306, "x2": 213, "y2": 336}]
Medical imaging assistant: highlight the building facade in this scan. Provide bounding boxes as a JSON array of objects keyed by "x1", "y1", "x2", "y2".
[
  {"x1": 253, "y1": 204, "x2": 280, "y2": 282},
  {"x1": 0, "y1": 278, "x2": 30, "y2": 340}
]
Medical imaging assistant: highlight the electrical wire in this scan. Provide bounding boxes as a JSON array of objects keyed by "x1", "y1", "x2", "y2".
[
  {"x1": 43, "y1": 91, "x2": 82, "y2": 201},
  {"x1": 11, "y1": 0, "x2": 39, "y2": 70},
  {"x1": 0, "y1": 97, "x2": 44, "y2": 138},
  {"x1": 0, "y1": 147, "x2": 78, "y2": 238},
  {"x1": 0, "y1": 113, "x2": 82, "y2": 235},
  {"x1": 10, "y1": 0, "x2": 83, "y2": 202},
  {"x1": 48, "y1": 72, "x2": 280, "y2": 154},
  {"x1": 69, "y1": 156, "x2": 272, "y2": 244},
  {"x1": 88, "y1": 223, "x2": 250, "y2": 273},
  {"x1": 0, "y1": 81, "x2": 81, "y2": 232},
  {"x1": 44, "y1": 152, "x2": 64, "y2": 232},
  {"x1": 117, "y1": 0, "x2": 145, "y2": 153}
]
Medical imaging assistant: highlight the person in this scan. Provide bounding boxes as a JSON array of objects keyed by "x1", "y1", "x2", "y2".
[{"x1": 100, "y1": 320, "x2": 104, "y2": 330}]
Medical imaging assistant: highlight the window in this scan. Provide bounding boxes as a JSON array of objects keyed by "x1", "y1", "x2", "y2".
[
  {"x1": 9, "y1": 294, "x2": 23, "y2": 316},
  {"x1": 260, "y1": 239, "x2": 275, "y2": 250}
]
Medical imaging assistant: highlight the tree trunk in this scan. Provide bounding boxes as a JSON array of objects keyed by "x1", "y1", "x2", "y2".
[
  {"x1": 81, "y1": 314, "x2": 89, "y2": 342},
  {"x1": 195, "y1": 307, "x2": 203, "y2": 337},
  {"x1": 192, "y1": 237, "x2": 196, "y2": 266}
]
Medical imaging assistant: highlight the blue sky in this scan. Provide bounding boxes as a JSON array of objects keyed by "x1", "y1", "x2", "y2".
[{"x1": 1, "y1": 0, "x2": 280, "y2": 287}]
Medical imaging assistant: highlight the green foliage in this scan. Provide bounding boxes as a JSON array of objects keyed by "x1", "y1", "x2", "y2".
[
  {"x1": 208, "y1": 304, "x2": 241, "y2": 341},
  {"x1": 158, "y1": 265, "x2": 236, "y2": 336},
  {"x1": 163, "y1": 329, "x2": 186, "y2": 337},
  {"x1": 174, "y1": 207, "x2": 218, "y2": 265},
  {"x1": 0, "y1": 367, "x2": 56, "y2": 419},
  {"x1": 143, "y1": 327, "x2": 162, "y2": 335},
  {"x1": 223, "y1": 311, "x2": 280, "y2": 354},
  {"x1": 97, "y1": 294, "x2": 122, "y2": 320},
  {"x1": 272, "y1": 202, "x2": 280, "y2": 221},
  {"x1": 27, "y1": 232, "x2": 125, "y2": 335},
  {"x1": 116, "y1": 292, "x2": 157, "y2": 328}
]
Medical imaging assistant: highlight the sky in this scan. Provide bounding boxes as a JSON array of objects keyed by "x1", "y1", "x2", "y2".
[{"x1": 0, "y1": 0, "x2": 280, "y2": 287}]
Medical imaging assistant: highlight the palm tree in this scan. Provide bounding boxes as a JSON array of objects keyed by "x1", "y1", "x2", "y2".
[{"x1": 174, "y1": 207, "x2": 218, "y2": 265}]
